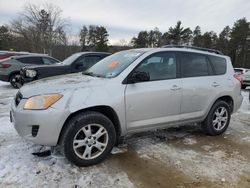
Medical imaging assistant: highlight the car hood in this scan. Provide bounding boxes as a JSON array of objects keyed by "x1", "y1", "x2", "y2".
[{"x1": 19, "y1": 73, "x2": 107, "y2": 98}]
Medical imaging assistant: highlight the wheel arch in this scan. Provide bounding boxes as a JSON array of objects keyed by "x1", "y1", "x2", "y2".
[
  {"x1": 8, "y1": 71, "x2": 20, "y2": 81},
  {"x1": 212, "y1": 95, "x2": 234, "y2": 113},
  {"x1": 57, "y1": 105, "x2": 122, "y2": 145}
]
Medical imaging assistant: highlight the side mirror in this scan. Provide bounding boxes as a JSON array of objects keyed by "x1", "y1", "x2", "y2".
[{"x1": 128, "y1": 71, "x2": 150, "y2": 83}]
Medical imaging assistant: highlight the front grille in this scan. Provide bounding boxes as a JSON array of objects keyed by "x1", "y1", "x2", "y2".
[
  {"x1": 31, "y1": 125, "x2": 39, "y2": 137},
  {"x1": 15, "y1": 92, "x2": 23, "y2": 106}
]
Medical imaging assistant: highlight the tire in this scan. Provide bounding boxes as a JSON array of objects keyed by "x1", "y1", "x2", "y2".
[
  {"x1": 201, "y1": 100, "x2": 231, "y2": 136},
  {"x1": 241, "y1": 85, "x2": 247, "y2": 89},
  {"x1": 9, "y1": 74, "x2": 20, "y2": 89},
  {"x1": 61, "y1": 111, "x2": 116, "y2": 166}
]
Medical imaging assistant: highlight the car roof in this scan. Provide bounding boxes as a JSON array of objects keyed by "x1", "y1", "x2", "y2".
[
  {"x1": 73, "y1": 52, "x2": 112, "y2": 56},
  {"x1": 11, "y1": 54, "x2": 54, "y2": 59},
  {"x1": 127, "y1": 47, "x2": 227, "y2": 58}
]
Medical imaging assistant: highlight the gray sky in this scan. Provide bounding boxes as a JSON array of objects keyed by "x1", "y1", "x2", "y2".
[{"x1": 0, "y1": 0, "x2": 250, "y2": 45}]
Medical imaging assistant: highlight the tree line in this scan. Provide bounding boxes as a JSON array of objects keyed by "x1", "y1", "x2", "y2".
[
  {"x1": 79, "y1": 25, "x2": 109, "y2": 52},
  {"x1": 0, "y1": 3, "x2": 250, "y2": 68},
  {"x1": 131, "y1": 19, "x2": 250, "y2": 68}
]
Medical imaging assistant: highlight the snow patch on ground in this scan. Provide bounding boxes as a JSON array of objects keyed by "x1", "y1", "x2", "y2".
[
  {"x1": 0, "y1": 81, "x2": 133, "y2": 188},
  {"x1": 1, "y1": 81, "x2": 250, "y2": 187},
  {"x1": 135, "y1": 137, "x2": 250, "y2": 182},
  {"x1": 238, "y1": 90, "x2": 250, "y2": 114}
]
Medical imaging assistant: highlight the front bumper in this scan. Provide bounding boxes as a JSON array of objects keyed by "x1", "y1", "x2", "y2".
[
  {"x1": 0, "y1": 74, "x2": 9, "y2": 82},
  {"x1": 10, "y1": 98, "x2": 70, "y2": 146}
]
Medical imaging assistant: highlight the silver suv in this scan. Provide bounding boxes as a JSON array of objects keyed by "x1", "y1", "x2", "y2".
[{"x1": 11, "y1": 46, "x2": 243, "y2": 166}]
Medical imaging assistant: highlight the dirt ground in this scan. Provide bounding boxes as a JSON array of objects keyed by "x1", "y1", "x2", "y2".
[{"x1": 0, "y1": 81, "x2": 250, "y2": 188}]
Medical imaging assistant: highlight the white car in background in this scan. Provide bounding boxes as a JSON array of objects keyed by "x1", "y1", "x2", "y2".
[
  {"x1": 241, "y1": 71, "x2": 250, "y2": 89},
  {"x1": 234, "y1": 68, "x2": 249, "y2": 75}
]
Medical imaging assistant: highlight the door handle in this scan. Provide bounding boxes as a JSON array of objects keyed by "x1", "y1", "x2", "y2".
[
  {"x1": 212, "y1": 82, "x2": 220, "y2": 87},
  {"x1": 171, "y1": 85, "x2": 181, "y2": 90}
]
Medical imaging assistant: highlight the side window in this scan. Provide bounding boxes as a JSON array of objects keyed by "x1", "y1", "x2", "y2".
[
  {"x1": 134, "y1": 52, "x2": 177, "y2": 81},
  {"x1": 18, "y1": 57, "x2": 43, "y2": 65},
  {"x1": 42, "y1": 57, "x2": 58, "y2": 65},
  {"x1": 180, "y1": 53, "x2": 210, "y2": 78},
  {"x1": 75, "y1": 55, "x2": 101, "y2": 69},
  {"x1": 208, "y1": 55, "x2": 227, "y2": 75},
  {"x1": 83, "y1": 56, "x2": 101, "y2": 69}
]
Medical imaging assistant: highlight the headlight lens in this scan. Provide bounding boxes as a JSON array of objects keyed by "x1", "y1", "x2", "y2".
[
  {"x1": 23, "y1": 94, "x2": 63, "y2": 110},
  {"x1": 26, "y1": 69, "x2": 37, "y2": 78}
]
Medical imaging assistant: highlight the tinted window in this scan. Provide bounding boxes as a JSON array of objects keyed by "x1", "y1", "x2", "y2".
[
  {"x1": 43, "y1": 57, "x2": 58, "y2": 65},
  {"x1": 83, "y1": 56, "x2": 101, "y2": 69},
  {"x1": 74, "y1": 55, "x2": 101, "y2": 70},
  {"x1": 18, "y1": 57, "x2": 43, "y2": 65},
  {"x1": 135, "y1": 52, "x2": 176, "y2": 81},
  {"x1": 180, "y1": 53, "x2": 209, "y2": 78},
  {"x1": 209, "y1": 56, "x2": 227, "y2": 75}
]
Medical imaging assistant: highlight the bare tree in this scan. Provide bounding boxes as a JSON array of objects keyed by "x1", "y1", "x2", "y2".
[{"x1": 11, "y1": 3, "x2": 68, "y2": 55}]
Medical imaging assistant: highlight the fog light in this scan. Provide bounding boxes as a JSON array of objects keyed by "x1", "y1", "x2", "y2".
[{"x1": 31, "y1": 125, "x2": 39, "y2": 137}]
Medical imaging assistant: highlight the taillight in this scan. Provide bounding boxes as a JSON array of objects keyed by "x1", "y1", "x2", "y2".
[
  {"x1": 0, "y1": 63, "x2": 11, "y2": 68},
  {"x1": 234, "y1": 74, "x2": 242, "y2": 83}
]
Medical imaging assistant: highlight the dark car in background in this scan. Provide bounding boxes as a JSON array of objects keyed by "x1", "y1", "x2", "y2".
[
  {"x1": 20, "y1": 52, "x2": 111, "y2": 86},
  {"x1": 0, "y1": 54, "x2": 60, "y2": 88}
]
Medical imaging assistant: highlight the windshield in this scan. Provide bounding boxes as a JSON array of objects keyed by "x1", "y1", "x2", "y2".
[
  {"x1": 61, "y1": 53, "x2": 82, "y2": 65},
  {"x1": 83, "y1": 50, "x2": 145, "y2": 78}
]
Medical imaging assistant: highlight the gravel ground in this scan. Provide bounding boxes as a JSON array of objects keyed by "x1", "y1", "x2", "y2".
[{"x1": 0, "y1": 81, "x2": 250, "y2": 188}]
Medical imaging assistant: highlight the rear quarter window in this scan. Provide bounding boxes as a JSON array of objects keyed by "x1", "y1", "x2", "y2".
[
  {"x1": 17, "y1": 57, "x2": 43, "y2": 65},
  {"x1": 208, "y1": 55, "x2": 227, "y2": 75}
]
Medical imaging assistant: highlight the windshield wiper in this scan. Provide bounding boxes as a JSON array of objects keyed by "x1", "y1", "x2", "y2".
[{"x1": 82, "y1": 72, "x2": 103, "y2": 78}]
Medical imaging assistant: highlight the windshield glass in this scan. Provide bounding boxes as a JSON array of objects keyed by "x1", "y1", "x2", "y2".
[
  {"x1": 84, "y1": 50, "x2": 145, "y2": 78},
  {"x1": 61, "y1": 53, "x2": 82, "y2": 65}
]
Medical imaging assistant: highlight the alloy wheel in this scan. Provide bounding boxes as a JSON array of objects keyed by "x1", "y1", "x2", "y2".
[
  {"x1": 73, "y1": 124, "x2": 109, "y2": 160},
  {"x1": 212, "y1": 107, "x2": 228, "y2": 131}
]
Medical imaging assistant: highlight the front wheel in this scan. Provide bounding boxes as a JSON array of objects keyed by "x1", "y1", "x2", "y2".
[
  {"x1": 201, "y1": 100, "x2": 231, "y2": 136},
  {"x1": 61, "y1": 111, "x2": 116, "y2": 166}
]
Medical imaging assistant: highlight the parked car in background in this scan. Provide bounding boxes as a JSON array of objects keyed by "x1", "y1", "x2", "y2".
[
  {"x1": 234, "y1": 68, "x2": 249, "y2": 75},
  {"x1": 0, "y1": 51, "x2": 28, "y2": 60},
  {"x1": 241, "y1": 71, "x2": 250, "y2": 89},
  {"x1": 11, "y1": 46, "x2": 242, "y2": 166},
  {"x1": 19, "y1": 52, "x2": 111, "y2": 86},
  {"x1": 0, "y1": 55, "x2": 60, "y2": 88}
]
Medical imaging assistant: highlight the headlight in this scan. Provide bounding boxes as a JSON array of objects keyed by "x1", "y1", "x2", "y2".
[
  {"x1": 23, "y1": 94, "x2": 63, "y2": 110},
  {"x1": 26, "y1": 69, "x2": 37, "y2": 78}
]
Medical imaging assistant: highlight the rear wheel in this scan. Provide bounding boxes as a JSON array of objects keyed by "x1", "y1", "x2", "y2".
[
  {"x1": 201, "y1": 100, "x2": 231, "y2": 136},
  {"x1": 9, "y1": 74, "x2": 20, "y2": 89},
  {"x1": 61, "y1": 111, "x2": 116, "y2": 166}
]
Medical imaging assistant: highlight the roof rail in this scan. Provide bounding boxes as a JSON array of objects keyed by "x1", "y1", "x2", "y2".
[{"x1": 162, "y1": 45, "x2": 223, "y2": 55}]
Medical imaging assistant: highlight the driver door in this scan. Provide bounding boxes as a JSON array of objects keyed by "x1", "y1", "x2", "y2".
[{"x1": 125, "y1": 51, "x2": 182, "y2": 131}]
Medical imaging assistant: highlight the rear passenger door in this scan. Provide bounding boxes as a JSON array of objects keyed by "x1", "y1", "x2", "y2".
[{"x1": 179, "y1": 52, "x2": 221, "y2": 121}]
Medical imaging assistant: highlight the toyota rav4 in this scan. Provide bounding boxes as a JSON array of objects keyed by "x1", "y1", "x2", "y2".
[{"x1": 11, "y1": 46, "x2": 243, "y2": 166}]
